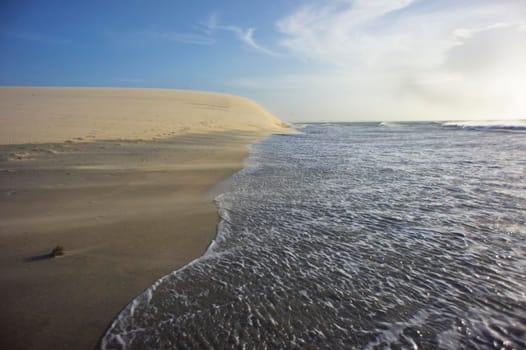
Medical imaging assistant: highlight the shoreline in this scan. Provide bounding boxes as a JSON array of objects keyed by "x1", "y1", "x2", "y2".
[
  {"x1": 0, "y1": 87, "x2": 289, "y2": 349},
  {"x1": 0, "y1": 131, "x2": 273, "y2": 349},
  {"x1": 100, "y1": 134, "x2": 270, "y2": 347}
]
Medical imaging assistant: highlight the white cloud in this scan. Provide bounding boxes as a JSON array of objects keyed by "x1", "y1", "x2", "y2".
[
  {"x1": 453, "y1": 22, "x2": 516, "y2": 41},
  {"x1": 422, "y1": 23, "x2": 526, "y2": 118},
  {"x1": 245, "y1": 0, "x2": 526, "y2": 121},
  {"x1": 276, "y1": 0, "x2": 419, "y2": 68}
]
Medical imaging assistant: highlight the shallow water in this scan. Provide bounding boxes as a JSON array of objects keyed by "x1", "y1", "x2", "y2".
[{"x1": 102, "y1": 122, "x2": 526, "y2": 349}]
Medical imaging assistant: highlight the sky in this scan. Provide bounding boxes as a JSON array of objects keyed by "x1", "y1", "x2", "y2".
[{"x1": 1, "y1": 0, "x2": 525, "y2": 122}]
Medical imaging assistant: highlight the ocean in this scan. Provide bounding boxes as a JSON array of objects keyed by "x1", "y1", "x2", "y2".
[{"x1": 101, "y1": 122, "x2": 526, "y2": 349}]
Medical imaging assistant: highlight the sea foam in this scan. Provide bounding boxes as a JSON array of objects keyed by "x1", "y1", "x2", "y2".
[{"x1": 442, "y1": 119, "x2": 526, "y2": 130}]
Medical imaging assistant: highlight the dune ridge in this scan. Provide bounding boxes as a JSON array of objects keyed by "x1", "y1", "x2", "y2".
[{"x1": 0, "y1": 87, "x2": 287, "y2": 145}]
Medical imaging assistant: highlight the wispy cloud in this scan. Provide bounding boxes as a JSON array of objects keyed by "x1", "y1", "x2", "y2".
[
  {"x1": 5, "y1": 32, "x2": 71, "y2": 45},
  {"x1": 104, "y1": 29, "x2": 215, "y2": 47},
  {"x1": 112, "y1": 78, "x2": 144, "y2": 84},
  {"x1": 137, "y1": 30, "x2": 215, "y2": 45},
  {"x1": 204, "y1": 14, "x2": 277, "y2": 56}
]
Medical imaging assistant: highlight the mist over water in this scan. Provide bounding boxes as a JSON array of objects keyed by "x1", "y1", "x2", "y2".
[{"x1": 102, "y1": 123, "x2": 526, "y2": 349}]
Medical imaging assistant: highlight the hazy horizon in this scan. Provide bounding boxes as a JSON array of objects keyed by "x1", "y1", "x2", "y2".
[{"x1": 1, "y1": 0, "x2": 525, "y2": 122}]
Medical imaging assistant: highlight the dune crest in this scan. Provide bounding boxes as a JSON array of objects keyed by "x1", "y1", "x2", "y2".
[{"x1": 0, "y1": 87, "x2": 288, "y2": 145}]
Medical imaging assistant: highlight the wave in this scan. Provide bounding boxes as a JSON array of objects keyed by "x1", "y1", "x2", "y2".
[
  {"x1": 442, "y1": 120, "x2": 526, "y2": 130},
  {"x1": 290, "y1": 123, "x2": 309, "y2": 129},
  {"x1": 99, "y1": 123, "x2": 526, "y2": 349},
  {"x1": 379, "y1": 122, "x2": 403, "y2": 127}
]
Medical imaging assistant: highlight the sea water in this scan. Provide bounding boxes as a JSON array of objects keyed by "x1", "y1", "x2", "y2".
[{"x1": 101, "y1": 122, "x2": 526, "y2": 349}]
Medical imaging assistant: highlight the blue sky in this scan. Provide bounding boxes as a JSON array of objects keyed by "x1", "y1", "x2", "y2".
[{"x1": 1, "y1": 0, "x2": 525, "y2": 121}]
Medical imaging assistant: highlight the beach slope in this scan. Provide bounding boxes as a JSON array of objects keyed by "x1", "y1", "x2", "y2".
[{"x1": 0, "y1": 87, "x2": 288, "y2": 349}]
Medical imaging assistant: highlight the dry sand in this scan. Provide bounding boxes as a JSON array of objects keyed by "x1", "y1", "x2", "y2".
[
  {"x1": 0, "y1": 87, "x2": 287, "y2": 144},
  {"x1": 0, "y1": 87, "x2": 289, "y2": 349}
]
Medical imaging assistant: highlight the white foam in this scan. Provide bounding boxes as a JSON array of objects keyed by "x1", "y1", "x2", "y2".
[
  {"x1": 379, "y1": 121, "x2": 403, "y2": 127},
  {"x1": 442, "y1": 119, "x2": 526, "y2": 130},
  {"x1": 100, "y1": 162, "x2": 247, "y2": 348}
]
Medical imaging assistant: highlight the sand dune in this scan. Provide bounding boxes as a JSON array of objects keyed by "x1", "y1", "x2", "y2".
[
  {"x1": 0, "y1": 87, "x2": 288, "y2": 349},
  {"x1": 0, "y1": 87, "x2": 287, "y2": 144}
]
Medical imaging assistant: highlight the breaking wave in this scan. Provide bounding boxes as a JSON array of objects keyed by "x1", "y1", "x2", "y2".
[{"x1": 442, "y1": 119, "x2": 526, "y2": 130}]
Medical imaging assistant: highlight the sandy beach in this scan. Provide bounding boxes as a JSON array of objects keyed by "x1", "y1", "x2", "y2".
[{"x1": 0, "y1": 87, "x2": 288, "y2": 349}]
